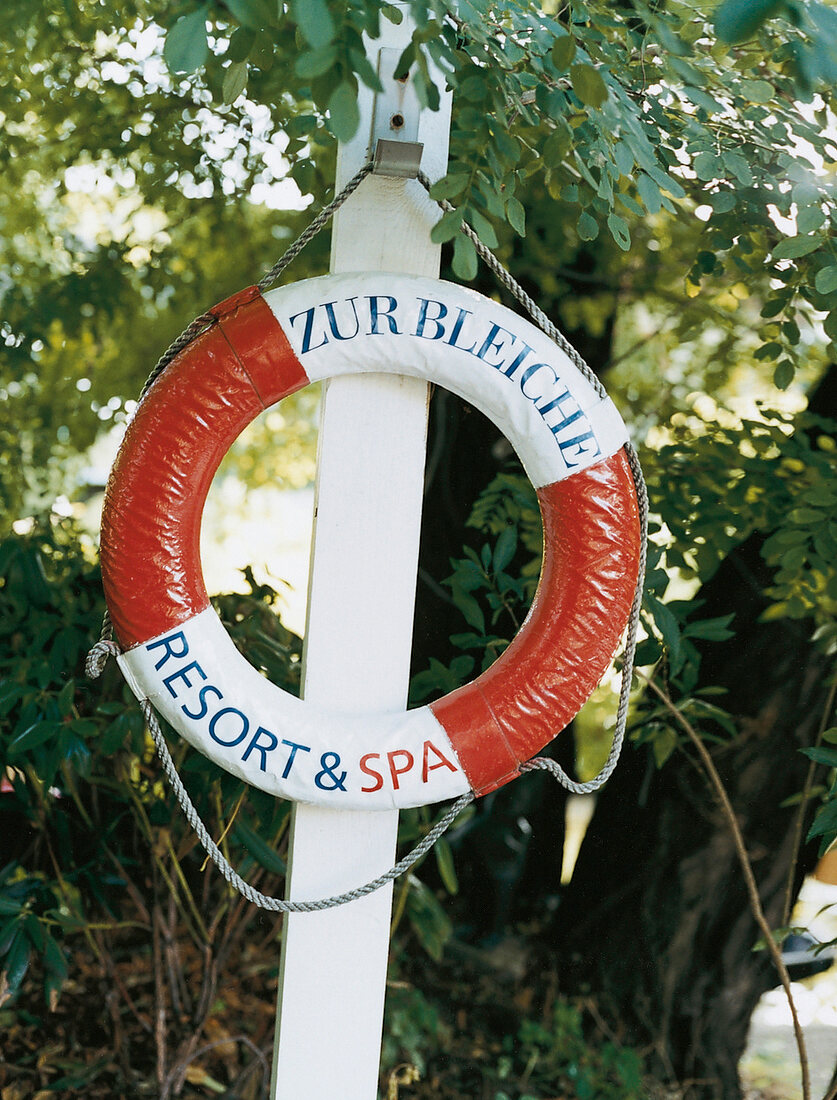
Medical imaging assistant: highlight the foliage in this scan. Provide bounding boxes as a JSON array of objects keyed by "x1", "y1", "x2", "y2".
[
  {"x1": 0, "y1": 1, "x2": 332, "y2": 526},
  {"x1": 409, "y1": 399, "x2": 837, "y2": 836},
  {"x1": 803, "y1": 725, "x2": 837, "y2": 854},
  {"x1": 0, "y1": 520, "x2": 297, "y2": 1009},
  {"x1": 145, "y1": 0, "x2": 837, "y2": 382},
  {"x1": 4, "y1": 1, "x2": 836, "y2": 526},
  {"x1": 494, "y1": 998, "x2": 645, "y2": 1100},
  {"x1": 0, "y1": 518, "x2": 457, "y2": 1060},
  {"x1": 644, "y1": 407, "x2": 837, "y2": 622},
  {"x1": 2, "y1": 0, "x2": 837, "y2": 1092},
  {"x1": 381, "y1": 976, "x2": 450, "y2": 1076}
]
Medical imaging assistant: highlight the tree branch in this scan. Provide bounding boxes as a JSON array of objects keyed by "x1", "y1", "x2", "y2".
[{"x1": 638, "y1": 671, "x2": 811, "y2": 1100}]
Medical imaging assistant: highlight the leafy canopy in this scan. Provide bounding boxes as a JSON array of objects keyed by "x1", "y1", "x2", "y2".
[{"x1": 155, "y1": 0, "x2": 837, "y2": 381}]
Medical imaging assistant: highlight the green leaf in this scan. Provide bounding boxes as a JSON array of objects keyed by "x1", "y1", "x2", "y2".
[
  {"x1": 715, "y1": 0, "x2": 784, "y2": 43},
  {"x1": 381, "y1": 3, "x2": 403, "y2": 24},
  {"x1": 646, "y1": 594, "x2": 683, "y2": 674},
  {"x1": 739, "y1": 78, "x2": 774, "y2": 103},
  {"x1": 2, "y1": 931, "x2": 31, "y2": 999},
  {"x1": 754, "y1": 341, "x2": 782, "y2": 360},
  {"x1": 452, "y1": 234, "x2": 478, "y2": 281},
  {"x1": 433, "y1": 838, "x2": 458, "y2": 895},
  {"x1": 294, "y1": 44, "x2": 338, "y2": 78},
  {"x1": 815, "y1": 266, "x2": 837, "y2": 295},
  {"x1": 429, "y1": 173, "x2": 470, "y2": 201},
  {"x1": 492, "y1": 526, "x2": 517, "y2": 573},
  {"x1": 652, "y1": 727, "x2": 678, "y2": 768},
  {"x1": 577, "y1": 210, "x2": 599, "y2": 241},
  {"x1": 646, "y1": 164, "x2": 686, "y2": 200},
  {"x1": 570, "y1": 63, "x2": 608, "y2": 109},
  {"x1": 231, "y1": 820, "x2": 286, "y2": 876},
  {"x1": 637, "y1": 174, "x2": 662, "y2": 215},
  {"x1": 430, "y1": 208, "x2": 464, "y2": 245},
  {"x1": 163, "y1": 6, "x2": 210, "y2": 75},
  {"x1": 789, "y1": 506, "x2": 825, "y2": 524},
  {"x1": 803, "y1": 742, "x2": 837, "y2": 770},
  {"x1": 551, "y1": 34, "x2": 576, "y2": 71},
  {"x1": 798, "y1": 205, "x2": 825, "y2": 234},
  {"x1": 773, "y1": 359, "x2": 795, "y2": 389},
  {"x1": 227, "y1": 26, "x2": 256, "y2": 62},
  {"x1": 405, "y1": 876, "x2": 452, "y2": 961},
  {"x1": 682, "y1": 614, "x2": 735, "y2": 641},
  {"x1": 8, "y1": 720, "x2": 59, "y2": 757},
  {"x1": 222, "y1": 60, "x2": 248, "y2": 103},
  {"x1": 468, "y1": 208, "x2": 498, "y2": 249},
  {"x1": 291, "y1": 0, "x2": 335, "y2": 50},
  {"x1": 772, "y1": 234, "x2": 823, "y2": 260},
  {"x1": 543, "y1": 127, "x2": 571, "y2": 168},
  {"x1": 327, "y1": 81, "x2": 359, "y2": 142},
  {"x1": 761, "y1": 297, "x2": 788, "y2": 318},
  {"x1": 808, "y1": 799, "x2": 837, "y2": 842},
  {"x1": 710, "y1": 189, "x2": 736, "y2": 213},
  {"x1": 607, "y1": 212, "x2": 631, "y2": 251},
  {"x1": 224, "y1": 0, "x2": 273, "y2": 30},
  {"x1": 723, "y1": 152, "x2": 753, "y2": 185},
  {"x1": 506, "y1": 196, "x2": 526, "y2": 236},
  {"x1": 693, "y1": 151, "x2": 722, "y2": 181}
]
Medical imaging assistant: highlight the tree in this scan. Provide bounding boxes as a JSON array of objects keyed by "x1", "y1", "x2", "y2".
[{"x1": 1, "y1": 1, "x2": 836, "y2": 1097}]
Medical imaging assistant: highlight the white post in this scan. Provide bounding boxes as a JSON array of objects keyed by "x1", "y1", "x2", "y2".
[{"x1": 270, "y1": 10, "x2": 451, "y2": 1099}]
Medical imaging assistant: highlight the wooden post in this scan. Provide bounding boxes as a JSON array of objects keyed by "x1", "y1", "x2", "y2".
[{"x1": 269, "y1": 10, "x2": 451, "y2": 1099}]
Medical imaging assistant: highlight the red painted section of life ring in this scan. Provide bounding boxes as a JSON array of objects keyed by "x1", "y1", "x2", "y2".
[
  {"x1": 429, "y1": 451, "x2": 640, "y2": 795},
  {"x1": 100, "y1": 289, "x2": 308, "y2": 648}
]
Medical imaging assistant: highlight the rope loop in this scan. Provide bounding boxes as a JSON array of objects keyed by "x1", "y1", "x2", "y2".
[
  {"x1": 85, "y1": 639, "x2": 121, "y2": 680},
  {"x1": 86, "y1": 161, "x2": 648, "y2": 910}
]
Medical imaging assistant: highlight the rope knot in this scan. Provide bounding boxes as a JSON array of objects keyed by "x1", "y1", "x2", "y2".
[{"x1": 85, "y1": 639, "x2": 121, "y2": 680}]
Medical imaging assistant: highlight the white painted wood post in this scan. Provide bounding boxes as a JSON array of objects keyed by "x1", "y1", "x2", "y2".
[{"x1": 269, "y1": 10, "x2": 452, "y2": 1099}]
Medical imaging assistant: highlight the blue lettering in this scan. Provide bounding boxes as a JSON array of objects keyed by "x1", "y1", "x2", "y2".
[
  {"x1": 367, "y1": 295, "x2": 400, "y2": 335},
  {"x1": 475, "y1": 322, "x2": 516, "y2": 368},
  {"x1": 208, "y1": 707, "x2": 249, "y2": 748},
  {"x1": 280, "y1": 738, "x2": 312, "y2": 779},
  {"x1": 315, "y1": 752, "x2": 347, "y2": 791},
  {"x1": 182, "y1": 683, "x2": 223, "y2": 721},
  {"x1": 501, "y1": 342, "x2": 534, "y2": 378},
  {"x1": 414, "y1": 298, "x2": 448, "y2": 340},
  {"x1": 242, "y1": 726, "x2": 279, "y2": 772},
  {"x1": 558, "y1": 431, "x2": 601, "y2": 467},
  {"x1": 146, "y1": 631, "x2": 189, "y2": 671},
  {"x1": 163, "y1": 660, "x2": 206, "y2": 698},
  {"x1": 540, "y1": 387, "x2": 586, "y2": 434},
  {"x1": 445, "y1": 307, "x2": 476, "y2": 353},
  {"x1": 520, "y1": 363, "x2": 559, "y2": 403},
  {"x1": 289, "y1": 305, "x2": 328, "y2": 354},
  {"x1": 324, "y1": 298, "x2": 360, "y2": 341}
]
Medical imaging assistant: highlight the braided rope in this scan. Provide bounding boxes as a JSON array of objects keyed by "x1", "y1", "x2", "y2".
[
  {"x1": 140, "y1": 699, "x2": 472, "y2": 912},
  {"x1": 87, "y1": 160, "x2": 648, "y2": 908},
  {"x1": 257, "y1": 160, "x2": 375, "y2": 293}
]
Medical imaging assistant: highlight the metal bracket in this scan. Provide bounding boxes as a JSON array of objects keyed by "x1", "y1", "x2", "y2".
[
  {"x1": 373, "y1": 138, "x2": 424, "y2": 178},
  {"x1": 369, "y1": 47, "x2": 424, "y2": 178}
]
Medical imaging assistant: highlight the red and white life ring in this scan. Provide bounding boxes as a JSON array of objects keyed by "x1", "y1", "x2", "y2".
[{"x1": 101, "y1": 273, "x2": 640, "y2": 810}]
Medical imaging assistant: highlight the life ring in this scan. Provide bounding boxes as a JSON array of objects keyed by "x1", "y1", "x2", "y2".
[{"x1": 101, "y1": 273, "x2": 640, "y2": 810}]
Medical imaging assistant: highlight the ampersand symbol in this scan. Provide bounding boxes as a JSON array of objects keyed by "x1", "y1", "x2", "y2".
[{"x1": 315, "y1": 752, "x2": 347, "y2": 791}]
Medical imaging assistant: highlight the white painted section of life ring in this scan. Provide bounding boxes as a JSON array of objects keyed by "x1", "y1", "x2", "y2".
[
  {"x1": 263, "y1": 273, "x2": 628, "y2": 489},
  {"x1": 118, "y1": 608, "x2": 470, "y2": 809}
]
